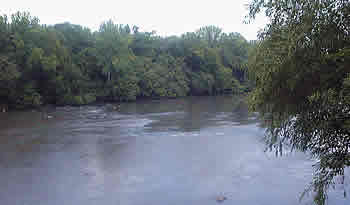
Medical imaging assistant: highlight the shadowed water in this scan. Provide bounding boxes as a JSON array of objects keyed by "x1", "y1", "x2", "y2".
[{"x1": 0, "y1": 96, "x2": 349, "y2": 205}]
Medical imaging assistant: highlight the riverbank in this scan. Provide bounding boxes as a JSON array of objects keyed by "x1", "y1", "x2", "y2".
[
  {"x1": 0, "y1": 12, "x2": 252, "y2": 115},
  {"x1": 1, "y1": 93, "x2": 249, "y2": 113}
]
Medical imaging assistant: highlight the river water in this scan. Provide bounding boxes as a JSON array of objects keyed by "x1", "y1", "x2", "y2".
[{"x1": 0, "y1": 96, "x2": 349, "y2": 205}]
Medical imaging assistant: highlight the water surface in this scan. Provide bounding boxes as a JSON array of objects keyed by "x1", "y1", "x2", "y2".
[{"x1": 0, "y1": 96, "x2": 348, "y2": 205}]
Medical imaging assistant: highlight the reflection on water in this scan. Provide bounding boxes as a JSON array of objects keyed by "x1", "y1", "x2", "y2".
[
  {"x1": 122, "y1": 96, "x2": 259, "y2": 132},
  {"x1": 0, "y1": 96, "x2": 349, "y2": 205}
]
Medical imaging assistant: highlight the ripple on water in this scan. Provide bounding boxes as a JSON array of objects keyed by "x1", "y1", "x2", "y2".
[{"x1": 1, "y1": 97, "x2": 349, "y2": 205}]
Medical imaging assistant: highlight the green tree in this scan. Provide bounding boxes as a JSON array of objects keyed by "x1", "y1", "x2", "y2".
[
  {"x1": 0, "y1": 11, "x2": 251, "y2": 109},
  {"x1": 197, "y1": 25, "x2": 222, "y2": 48},
  {"x1": 247, "y1": 0, "x2": 350, "y2": 204}
]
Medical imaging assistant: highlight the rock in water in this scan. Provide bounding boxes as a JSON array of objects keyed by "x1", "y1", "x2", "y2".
[
  {"x1": 216, "y1": 195, "x2": 227, "y2": 203},
  {"x1": 113, "y1": 104, "x2": 120, "y2": 110}
]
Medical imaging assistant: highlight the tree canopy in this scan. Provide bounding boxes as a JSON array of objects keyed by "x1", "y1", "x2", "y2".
[
  {"x1": 0, "y1": 12, "x2": 251, "y2": 109},
  {"x1": 247, "y1": 0, "x2": 350, "y2": 204}
]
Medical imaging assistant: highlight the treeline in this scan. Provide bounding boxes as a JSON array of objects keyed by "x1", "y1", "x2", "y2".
[{"x1": 0, "y1": 12, "x2": 251, "y2": 109}]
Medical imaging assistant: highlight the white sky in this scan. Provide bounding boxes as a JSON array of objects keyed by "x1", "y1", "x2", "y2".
[{"x1": 0, "y1": 0, "x2": 268, "y2": 40}]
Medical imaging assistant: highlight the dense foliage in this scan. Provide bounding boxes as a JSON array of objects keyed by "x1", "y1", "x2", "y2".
[
  {"x1": 247, "y1": 0, "x2": 350, "y2": 204},
  {"x1": 0, "y1": 12, "x2": 250, "y2": 110}
]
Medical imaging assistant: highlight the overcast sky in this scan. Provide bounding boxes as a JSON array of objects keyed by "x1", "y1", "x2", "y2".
[{"x1": 1, "y1": 0, "x2": 268, "y2": 40}]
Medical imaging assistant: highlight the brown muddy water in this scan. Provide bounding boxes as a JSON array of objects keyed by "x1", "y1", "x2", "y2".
[{"x1": 0, "y1": 96, "x2": 349, "y2": 205}]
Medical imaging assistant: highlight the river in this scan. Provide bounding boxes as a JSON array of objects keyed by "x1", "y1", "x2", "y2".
[{"x1": 0, "y1": 96, "x2": 348, "y2": 205}]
